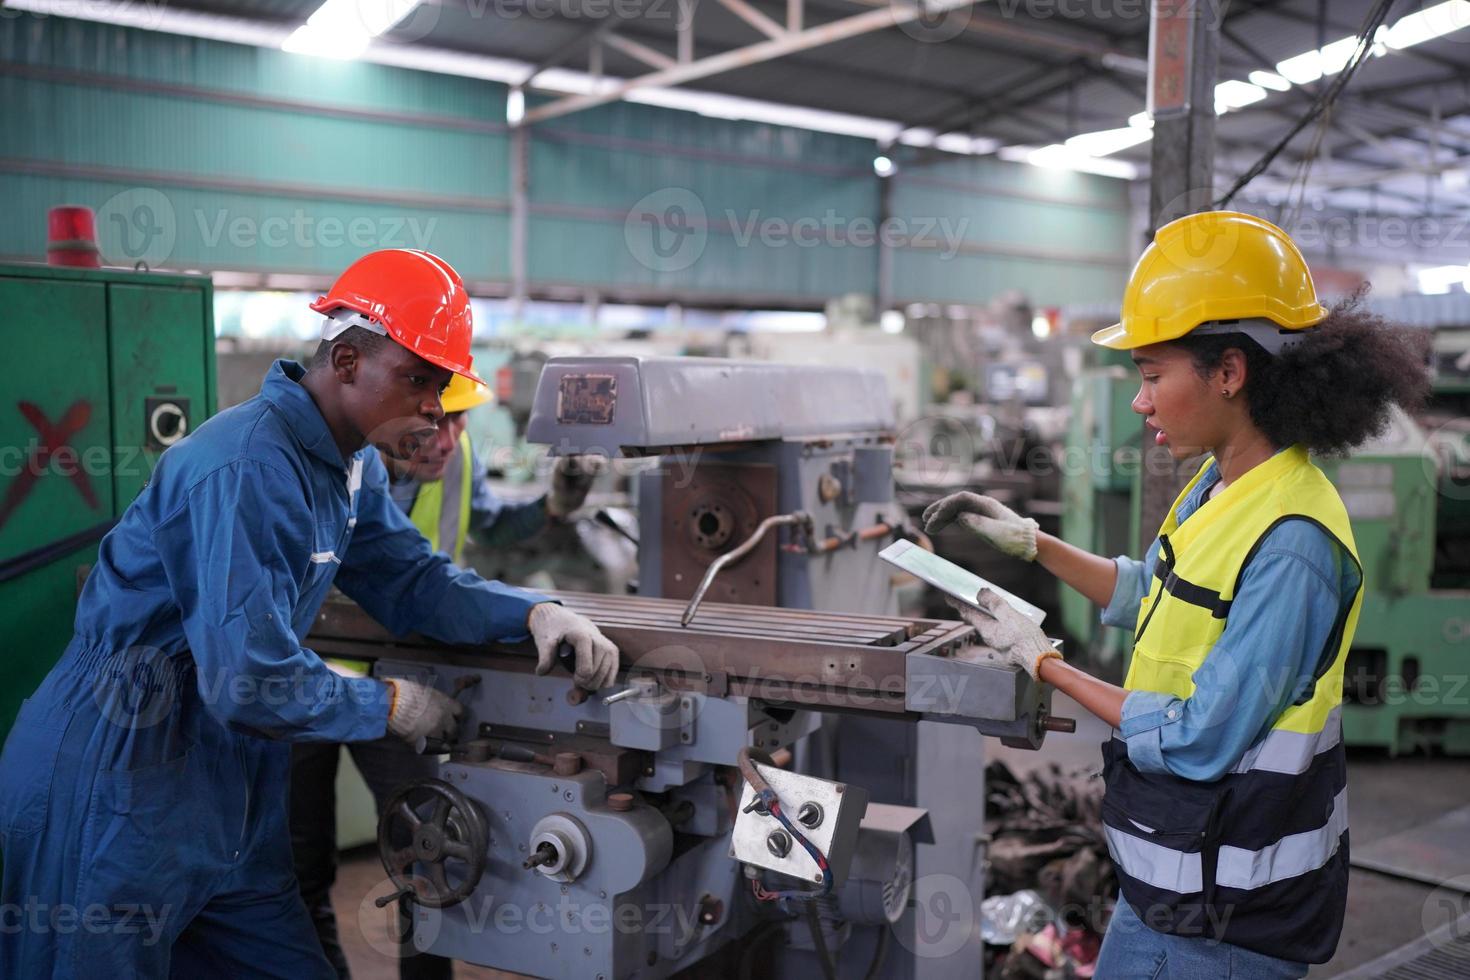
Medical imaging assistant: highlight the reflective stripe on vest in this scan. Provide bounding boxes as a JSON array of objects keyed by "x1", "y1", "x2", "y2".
[
  {"x1": 408, "y1": 431, "x2": 474, "y2": 563},
  {"x1": 1103, "y1": 445, "x2": 1364, "y2": 964}
]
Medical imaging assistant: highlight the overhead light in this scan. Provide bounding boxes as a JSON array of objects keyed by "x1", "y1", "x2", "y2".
[
  {"x1": 506, "y1": 88, "x2": 525, "y2": 125},
  {"x1": 1215, "y1": 79, "x2": 1268, "y2": 114},
  {"x1": 283, "y1": 0, "x2": 424, "y2": 58},
  {"x1": 1276, "y1": 32, "x2": 1383, "y2": 85},
  {"x1": 1031, "y1": 314, "x2": 1052, "y2": 339},
  {"x1": 1384, "y1": 0, "x2": 1470, "y2": 49},
  {"x1": 1065, "y1": 126, "x2": 1152, "y2": 156},
  {"x1": 880, "y1": 310, "x2": 905, "y2": 334},
  {"x1": 1008, "y1": 144, "x2": 1138, "y2": 180},
  {"x1": 1417, "y1": 264, "x2": 1470, "y2": 295},
  {"x1": 934, "y1": 132, "x2": 976, "y2": 154},
  {"x1": 282, "y1": 24, "x2": 368, "y2": 58},
  {"x1": 1248, "y1": 70, "x2": 1292, "y2": 92},
  {"x1": 898, "y1": 129, "x2": 937, "y2": 148},
  {"x1": 874, "y1": 155, "x2": 895, "y2": 177}
]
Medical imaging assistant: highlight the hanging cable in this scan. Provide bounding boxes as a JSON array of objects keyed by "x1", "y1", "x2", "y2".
[{"x1": 1215, "y1": 0, "x2": 1399, "y2": 209}]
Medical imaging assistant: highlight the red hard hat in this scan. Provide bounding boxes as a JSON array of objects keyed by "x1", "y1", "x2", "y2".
[{"x1": 311, "y1": 249, "x2": 484, "y2": 384}]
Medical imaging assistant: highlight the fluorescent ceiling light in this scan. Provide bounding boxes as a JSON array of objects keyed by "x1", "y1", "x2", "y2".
[
  {"x1": 934, "y1": 132, "x2": 976, "y2": 154},
  {"x1": 898, "y1": 129, "x2": 937, "y2": 147},
  {"x1": 873, "y1": 155, "x2": 895, "y2": 177},
  {"x1": 1006, "y1": 144, "x2": 1138, "y2": 180},
  {"x1": 1248, "y1": 70, "x2": 1292, "y2": 92},
  {"x1": 284, "y1": 0, "x2": 425, "y2": 59},
  {"x1": 1417, "y1": 264, "x2": 1470, "y2": 295},
  {"x1": 1276, "y1": 32, "x2": 1383, "y2": 85},
  {"x1": 1065, "y1": 126, "x2": 1152, "y2": 156},
  {"x1": 1384, "y1": 1, "x2": 1470, "y2": 49},
  {"x1": 506, "y1": 88, "x2": 525, "y2": 125},
  {"x1": 1215, "y1": 79, "x2": 1268, "y2": 113}
]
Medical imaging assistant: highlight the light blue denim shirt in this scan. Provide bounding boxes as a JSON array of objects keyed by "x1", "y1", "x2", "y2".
[{"x1": 1104, "y1": 455, "x2": 1361, "y2": 781}]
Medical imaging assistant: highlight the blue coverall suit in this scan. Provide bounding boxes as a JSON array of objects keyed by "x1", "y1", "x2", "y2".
[{"x1": 0, "y1": 360, "x2": 545, "y2": 978}]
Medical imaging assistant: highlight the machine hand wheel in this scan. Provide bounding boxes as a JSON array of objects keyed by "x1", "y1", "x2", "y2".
[{"x1": 377, "y1": 778, "x2": 489, "y2": 909}]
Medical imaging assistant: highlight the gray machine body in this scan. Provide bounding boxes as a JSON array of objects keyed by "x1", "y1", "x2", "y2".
[{"x1": 392, "y1": 357, "x2": 992, "y2": 977}]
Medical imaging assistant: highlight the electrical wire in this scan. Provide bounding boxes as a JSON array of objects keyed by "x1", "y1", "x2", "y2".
[
  {"x1": 737, "y1": 748, "x2": 834, "y2": 903},
  {"x1": 1215, "y1": 0, "x2": 1399, "y2": 209}
]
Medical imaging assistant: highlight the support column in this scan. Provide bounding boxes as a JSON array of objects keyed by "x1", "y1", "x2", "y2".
[
  {"x1": 510, "y1": 119, "x2": 530, "y2": 323},
  {"x1": 1139, "y1": 0, "x2": 1219, "y2": 553}
]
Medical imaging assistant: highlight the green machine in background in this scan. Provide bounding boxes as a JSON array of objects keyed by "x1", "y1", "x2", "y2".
[
  {"x1": 0, "y1": 262, "x2": 216, "y2": 745},
  {"x1": 1059, "y1": 354, "x2": 1470, "y2": 756},
  {"x1": 1059, "y1": 364, "x2": 1142, "y2": 679}
]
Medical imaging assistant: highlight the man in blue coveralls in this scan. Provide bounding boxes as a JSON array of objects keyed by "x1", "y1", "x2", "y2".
[{"x1": 0, "y1": 248, "x2": 621, "y2": 979}]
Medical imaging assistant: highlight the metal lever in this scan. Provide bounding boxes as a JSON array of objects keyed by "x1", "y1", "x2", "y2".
[{"x1": 681, "y1": 512, "x2": 812, "y2": 627}]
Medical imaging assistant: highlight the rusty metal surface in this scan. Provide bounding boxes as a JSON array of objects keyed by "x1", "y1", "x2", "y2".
[
  {"x1": 660, "y1": 462, "x2": 777, "y2": 607},
  {"x1": 309, "y1": 591, "x2": 976, "y2": 717}
]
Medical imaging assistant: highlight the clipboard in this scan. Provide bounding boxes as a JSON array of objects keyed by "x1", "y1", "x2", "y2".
[{"x1": 879, "y1": 539, "x2": 1047, "y2": 627}]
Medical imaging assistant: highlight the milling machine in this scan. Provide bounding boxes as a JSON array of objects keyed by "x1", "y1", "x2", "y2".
[{"x1": 309, "y1": 357, "x2": 1070, "y2": 978}]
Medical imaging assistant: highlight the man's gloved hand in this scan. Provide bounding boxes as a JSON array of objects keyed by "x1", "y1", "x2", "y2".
[
  {"x1": 385, "y1": 678, "x2": 464, "y2": 744},
  {"x1": 946, "y1": 589, "x2": 1061, "y2": 681},
  {"x1": 528, "y1": 602, "x2": 620, "y2": 690},
  {"x1": 922, "y1": 492, "x2": 1039, "y2": 561},
  {"x1": 547, "y1": 455, "x2": 603, "y2": 519}
]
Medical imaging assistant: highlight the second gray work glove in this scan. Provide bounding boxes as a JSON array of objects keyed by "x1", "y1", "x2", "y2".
[
  {"x1": 922, "y1": 491, "x2": 1039, "y2": 561},
  {"x1": 385, "y1": 678, "x2": 464, "y2": 745},
  {"x1": 946, "y1": 589, "x2": 1060, "y2": 681},
  {"x1": 547, "y1": 455, "x2": 604, "y2": 518},
  {"x1": 528, "y1": 602, "x2": 620, "y2": 690}
]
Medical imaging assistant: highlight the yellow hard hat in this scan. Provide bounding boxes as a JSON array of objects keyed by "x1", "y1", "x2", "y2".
[
  {"x1": 440, "y1": 370, "x2": 494, "y2": 414},
  {"x1": 1092, "y1": 210, "x2": 1328, "y2": 351}
]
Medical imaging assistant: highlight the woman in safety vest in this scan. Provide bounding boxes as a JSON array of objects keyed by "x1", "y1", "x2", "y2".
[{"x1": 927, "y1": 211, "x2": 1428, "y2": 977}]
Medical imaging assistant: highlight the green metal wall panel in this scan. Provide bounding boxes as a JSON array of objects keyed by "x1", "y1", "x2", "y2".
[
  {"x1": 0, "y1": 16, "x2": 508, "y2": 123},
  {"x1": 2, "y1": 16, "x2": 1134, "y2": 307},
  {"x1": 1, "y1": 174, "x2": 510, "y2": 282},
  {"x1": 528, "y1": 122, "x2": 880, "y2": 300}
]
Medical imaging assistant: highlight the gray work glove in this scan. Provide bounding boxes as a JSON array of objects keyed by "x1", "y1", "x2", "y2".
[
  {"x1": 547, "y1": 455, "x2": 603, "y2": 518},
  {"x1": 385, "y1": 678, "x2": 464, "y2": 744},
  {"x1": 946, "y1": 589, "x2": 1060, "y2": 681},
  {"x1": 528, "y1": 602, "x2": 620, "y2": 690},
  {"x1": 922, "y1": 492, "x2": 1039, "y2": 561}
]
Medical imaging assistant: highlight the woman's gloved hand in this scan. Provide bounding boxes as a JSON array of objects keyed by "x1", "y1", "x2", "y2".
[
  {"x1": 922, "y1": 492, "x2": 1038, "y2": 561},
  {"x1": 385, "y1": 679, "x2": 464, "y2": 744},
  {"x1": 946, "y1": 589, "x2": 1061, "y2": 681},
  {"x1": 528, "y1": 602, "x2": 620, "y2": 690}
]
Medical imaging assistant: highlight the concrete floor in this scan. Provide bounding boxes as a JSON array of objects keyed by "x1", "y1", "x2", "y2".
[{"x1": 330, "y1": 693, "x2": 1470, "y2": 978}]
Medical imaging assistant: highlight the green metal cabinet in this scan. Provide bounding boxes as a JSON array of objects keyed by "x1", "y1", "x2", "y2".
[{"x1": 0, "y1": 262, "x2": 215, "y2": 743}]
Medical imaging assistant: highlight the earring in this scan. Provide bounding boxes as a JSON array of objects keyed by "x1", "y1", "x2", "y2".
[{"x1": 1222, "y1": 389, "x2": 1232, "y2": 398}]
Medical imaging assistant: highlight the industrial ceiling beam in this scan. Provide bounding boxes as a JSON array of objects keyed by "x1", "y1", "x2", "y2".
[
  {"x1": 522, "y1": 0, "x2": 976, "y2": 124},
  {"x1": 603, "y1": 31, "x2": 677, "y2": 70},
  {"x1": 716, "y1": 0, "x2": 788, "y2": 40}
]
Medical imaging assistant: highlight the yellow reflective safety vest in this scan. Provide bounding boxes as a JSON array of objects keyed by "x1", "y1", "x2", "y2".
[
  {"x1": 1101, "y1": 445, "x2": 1363, "y2": 964},
  {"x1": 409, "y1": 431, "x2": 474, "y2": 564}
]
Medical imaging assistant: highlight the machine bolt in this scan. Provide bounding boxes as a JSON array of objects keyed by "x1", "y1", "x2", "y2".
[
  {"x1": 1042, "y1": 715, "x2": 1078, "y2": 734},
  {"x1": 553, "y1": 752, "x2": 583, "y2": 776},
  {"x1": 796, "y1": 802, "x2": 823, "y2": 829},
  {"x1": 608, "y1": 792, "x2": 635, "y2": 812},
  {"x1": 697, "y1": 895, "x2": 724, "y2": 926},
  {"x1": 564, "y1": 790, "x2": 574, "y2": 801},
  {"x1": 766, "y1": 831, "x2": 791, "y2": 858},
  {"x1": 566, "y1": 688, "x2": 590, "y2": 706},
  {"x1": 584, "y1": 947, "x2": 592, "y2": 956}
]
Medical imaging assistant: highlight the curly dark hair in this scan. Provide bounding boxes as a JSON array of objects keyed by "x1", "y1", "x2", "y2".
[{"x1": 1171, "y1": 288, "x2": 1432, "y2": 457}]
